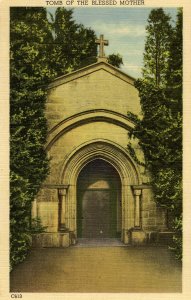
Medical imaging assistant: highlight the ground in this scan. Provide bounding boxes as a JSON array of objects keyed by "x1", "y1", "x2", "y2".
[{"x1": 10, "y1": 240, "x2": 182, "y2": 293}]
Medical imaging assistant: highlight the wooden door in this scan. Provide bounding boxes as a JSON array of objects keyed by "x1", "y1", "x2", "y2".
[{"x1": 78, "y1": 189, "x2": 116, "y2": 238}]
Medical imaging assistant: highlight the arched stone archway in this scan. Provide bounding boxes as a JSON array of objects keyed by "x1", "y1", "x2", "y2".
[
  {"x1": 45, "y1": 109, "x2": 135, "y2": 151},
  {"x1": 58, "y1": 139, "x2": 142, "y2": 244}
]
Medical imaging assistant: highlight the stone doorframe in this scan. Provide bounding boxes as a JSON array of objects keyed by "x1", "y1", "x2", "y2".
[{"x1": 59, "y1": 139, "x2": 142, "y2": 244}]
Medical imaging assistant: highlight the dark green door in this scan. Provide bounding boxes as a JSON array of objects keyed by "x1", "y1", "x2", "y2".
[
  {"x1": 77, "y1": 159, "x2": 121, "y2": 239},
  {"x1": 77, "y1": 189, "x2": 117, "y2": 238}
]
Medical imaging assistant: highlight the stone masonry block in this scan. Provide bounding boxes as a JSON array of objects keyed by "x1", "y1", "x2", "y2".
[
  {"x1": 130, "y1": 229, "x2": 147, "y2": 245},
  {"x1": 32, "y1": 233, "x2": 70, "y2": 248},
  {"x1": 37, "y1": 202, "x2": 58, "y2": 232}
]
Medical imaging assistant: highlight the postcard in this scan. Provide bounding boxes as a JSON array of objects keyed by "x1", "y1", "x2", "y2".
[{"x1": 0, "y1": 0, "x2": 191, "y2": 299}]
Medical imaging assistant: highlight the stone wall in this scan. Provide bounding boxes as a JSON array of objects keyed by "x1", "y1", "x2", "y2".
[
  {"x1": 32, "y1": 62, "x2": 168, "y2": 247},
  {"x1": 141, "y1": 188, "x2": 167, "y2": 231},
  {"x1": 46, "y1": 64, "x2": 141, "y2": 131},
  {"x1": 45, "y1": 122, "x2": 144, "y2": 185}
]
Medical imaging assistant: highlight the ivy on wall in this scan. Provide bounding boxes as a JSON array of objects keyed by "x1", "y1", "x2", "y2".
[{"x1": 128, "y1": 9, "x2": 182, "y2": 259}]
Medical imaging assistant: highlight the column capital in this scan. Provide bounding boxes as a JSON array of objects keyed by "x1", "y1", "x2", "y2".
[
  {"x1": 133, "y1": 189, "x2": 142, "y2": 196},
  {"x1": 58, "y1": 188, "x2": 67, "y2": 196}
]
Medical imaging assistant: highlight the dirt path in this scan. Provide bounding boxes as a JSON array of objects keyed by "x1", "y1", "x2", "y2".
[{"x1": 10, "y1": 245, "x2": 182, "y2": 293}]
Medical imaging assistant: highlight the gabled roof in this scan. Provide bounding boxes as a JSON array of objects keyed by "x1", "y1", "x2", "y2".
[{"x1": 48, "y1": 61, "x2": 135, "y2": 90}]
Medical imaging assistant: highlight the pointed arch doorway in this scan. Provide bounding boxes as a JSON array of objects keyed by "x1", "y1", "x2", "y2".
[{"x1": 77, "y1": 159, "x2": 121, "y2": 239}]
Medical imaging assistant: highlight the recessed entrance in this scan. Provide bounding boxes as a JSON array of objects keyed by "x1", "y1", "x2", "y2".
[{"x1": 77, "y1": 159, "x2": 121, "y2": 238}]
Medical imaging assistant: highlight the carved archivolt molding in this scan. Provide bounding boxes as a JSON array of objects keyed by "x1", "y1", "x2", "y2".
[
  {"x1": 45, "y1": 109, "x2": 135, "y2": 151},
  {"x1": 60, "y1": 139, "x2": 141, "y2": 186}
]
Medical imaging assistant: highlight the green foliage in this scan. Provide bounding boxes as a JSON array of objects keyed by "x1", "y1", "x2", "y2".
[
  {"x1": 126, "y1": 111, "x2": 139, "y2": 125},
  {"x1": 127, "y1": 143, "x2": 145, "y2": 167},
  {"x1": 128, "y1": 9, "x2": 182, "y2": 259},
  {"x1": 10, "y1": 7, "x2": 52, "y2": 270},
  {"x1": 10, "y1": 171, "x2": 32, "y2": 270},
  {"x1": 142, "y1": 8, "x2": 173, "y2": 87},
  {"x1": 108, "y1": 53, "x2": 123, "y2": 68},
  {"x1": 50, "y1": 8, "x2": 97, "y2": 76},
  {"x1": 30, "y1": 217, "x2": 47, "y2": 233},
  {"x1": 10, "y1": 172, "x2": 46, "y2": 270},
  {"x1": 10, "y1": 231, "x2": 32, "y2": 271},
  {"x1": 166, "y1": 8, "x2": 182, "y2": 114},
  {"x1": 170, "y1": 215, "x2": 182, "y2": 260}
]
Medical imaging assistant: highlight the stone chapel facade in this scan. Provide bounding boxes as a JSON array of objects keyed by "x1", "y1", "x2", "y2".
[{"x1": 32, "y1": 37, "x2": 168, "y2": 247}]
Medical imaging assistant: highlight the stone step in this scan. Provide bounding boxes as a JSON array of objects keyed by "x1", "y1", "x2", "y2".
[{"x1": 146, "y1": 231, "x2": 174, "y2": 245}]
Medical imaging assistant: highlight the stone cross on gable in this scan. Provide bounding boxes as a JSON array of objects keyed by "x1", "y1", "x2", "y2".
[{"x1": 96, "y1": 34, "x2": 109, "y2": 59}]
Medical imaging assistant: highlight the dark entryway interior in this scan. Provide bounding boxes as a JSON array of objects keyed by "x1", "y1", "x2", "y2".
[{"x1": 77, "y1": 159, "x2": 121, "y2": 238}]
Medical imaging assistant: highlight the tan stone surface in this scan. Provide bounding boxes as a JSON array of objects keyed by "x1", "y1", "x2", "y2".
[
  {"x1": 35, "y1": 61, "x2": 167, "y2": 245},
  {"x1": 10, "y1": 247, "x2": 182, "y2": 292},
  {"x1": 46, "y1": 63, "x2": 140, "y2": 130},
  {"x1": 37, "y1": 202, "x2": 58, "y2": 232}
]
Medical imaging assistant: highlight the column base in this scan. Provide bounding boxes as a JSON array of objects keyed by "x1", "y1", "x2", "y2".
[
  {"x1": 32, "y1": 232, "x2": 70, "y2": 248},
  {"x1": 129, "y1": 228, "x2": 147, "y2": 245},
  {"x1": 122, "y1": 229, "x2": 130, "y2": 244},
  {"x1": 69, "y1": 231, "x2": 77, "y2": 245}
]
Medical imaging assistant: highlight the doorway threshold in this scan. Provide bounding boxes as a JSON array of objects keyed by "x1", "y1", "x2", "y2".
[{"x1": 74, "y1": 238, "x2": 126, "y2": 247}]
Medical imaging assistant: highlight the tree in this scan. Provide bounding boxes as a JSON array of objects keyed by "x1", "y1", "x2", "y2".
[
  {"x1": 142, "y1": 8, "x2": 173, "y2": 87},
  {"x1": 165, "y1": 9, "x2": 182, "y2": 259},
  {"x1": 108, "y1": 53, "x2": 123, "y2": 68},
  {"x1": 10, "y1": 7, "x2": 53, "y2": 269},
  {"x1": 166, "y1": 8, "x2": 182, "y2": 114},
  {"x1": 128, "y1": 9, "x2": 182, "y2": 259},
  {"x1": 50, "y1": 8, "x2": 97, "y2": 77}
]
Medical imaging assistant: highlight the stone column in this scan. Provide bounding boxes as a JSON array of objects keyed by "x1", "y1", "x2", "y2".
[
  {"x1": 58, "y1": 188, "x2": 67, "y2": 230},
  {"x1": 133, "y1": 189, "x2": 142, "y2": 228},
  {"x1": 31, "y1": 198, "x2": 37, "y2": 219}
]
